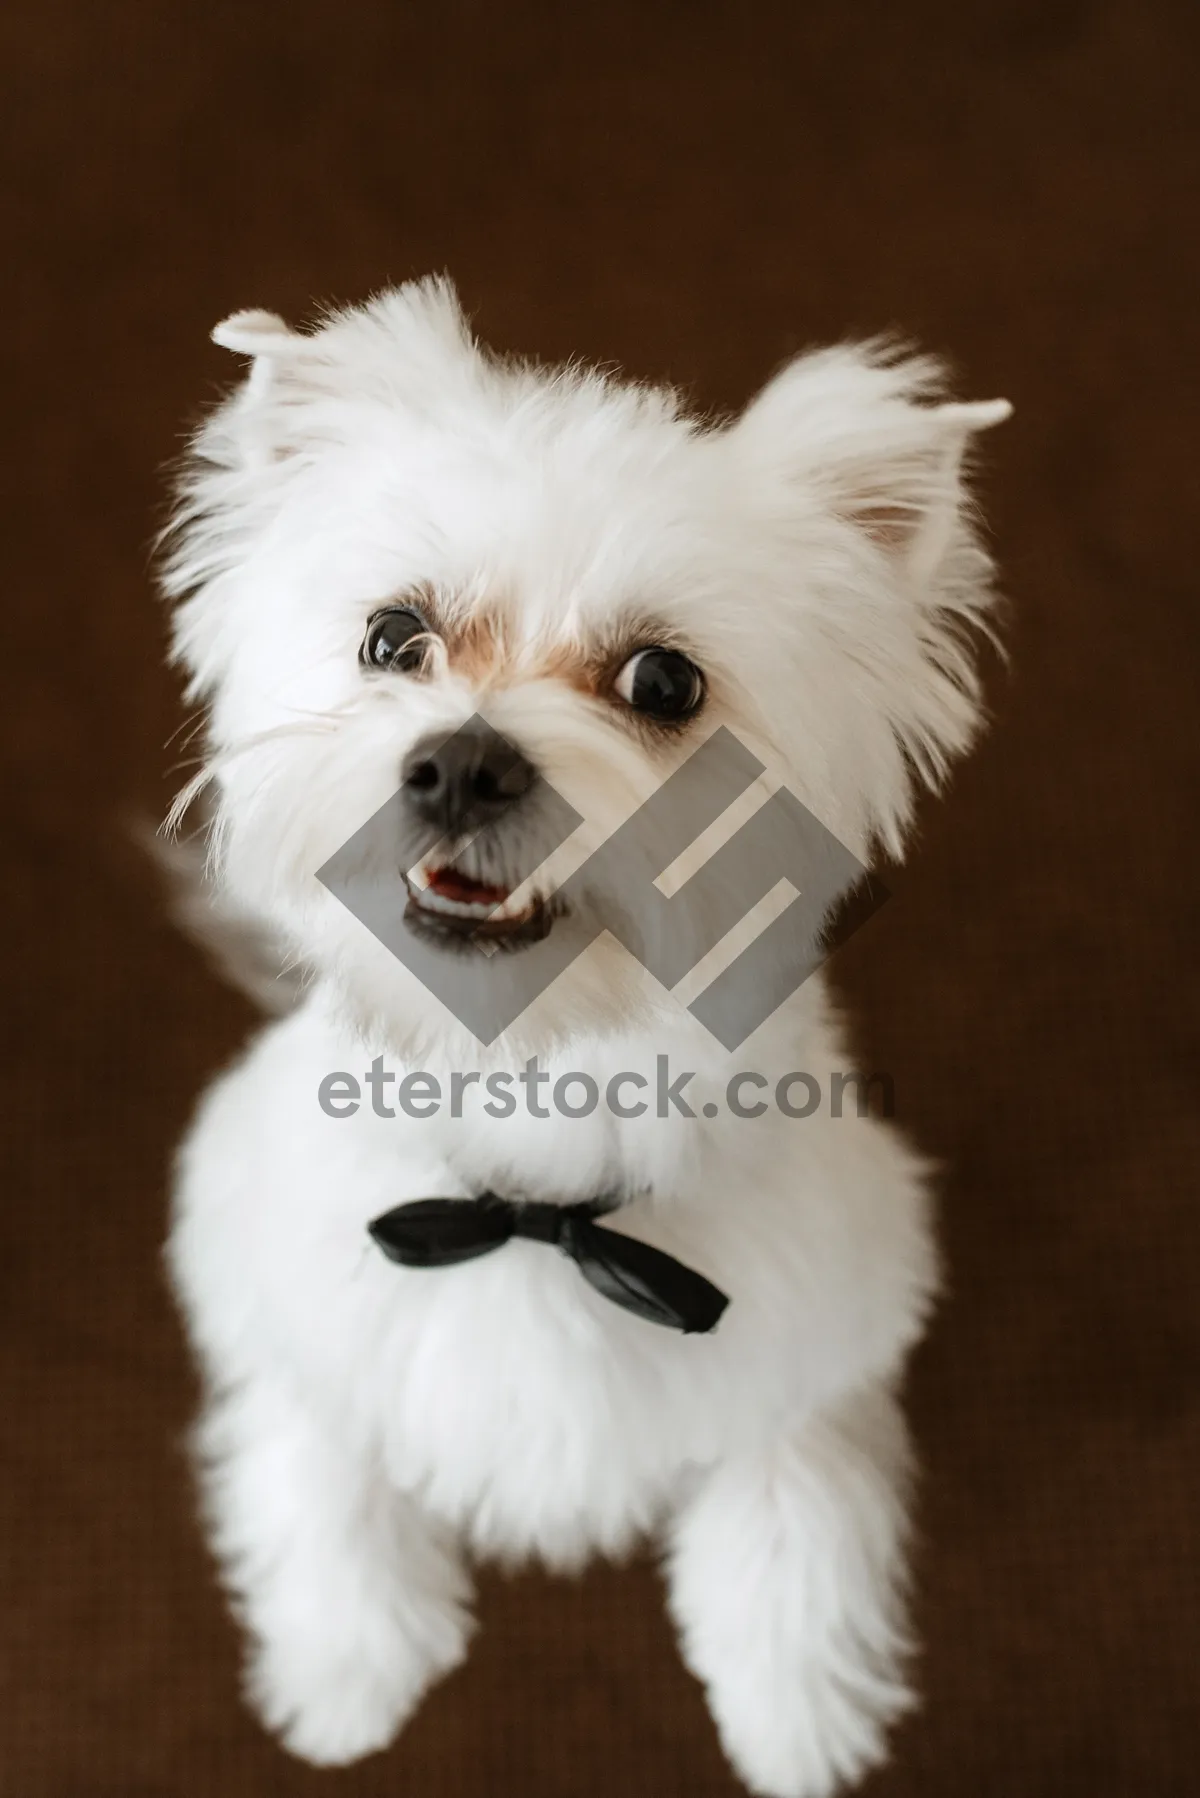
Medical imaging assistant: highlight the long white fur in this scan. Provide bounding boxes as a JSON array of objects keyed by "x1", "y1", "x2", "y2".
[{"x1": 162, "y1": 279, "x2": 1007, "y2": 1796}]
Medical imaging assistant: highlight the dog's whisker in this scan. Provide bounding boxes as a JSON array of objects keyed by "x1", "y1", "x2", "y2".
[
  {"x1": 163, "y1": 718, "x2": 346, "y2": 837},
  {"x1": 163, "y1": 706, "x2": 210, "y2": 754}
]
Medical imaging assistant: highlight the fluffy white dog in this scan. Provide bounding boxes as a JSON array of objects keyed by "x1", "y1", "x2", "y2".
[{"x1": 162, "y1": 279, "x2": 1008, "y2": 1797}]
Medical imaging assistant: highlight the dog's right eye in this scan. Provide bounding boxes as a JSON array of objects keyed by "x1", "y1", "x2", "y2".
[{"x1": 361, "y1": 607, "x2": 431, "y2": 674}]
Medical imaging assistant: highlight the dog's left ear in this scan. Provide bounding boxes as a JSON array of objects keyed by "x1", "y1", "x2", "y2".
[
  {"x1": 730, "y1": 345, "x2": 1011, "y2": 852},
  {"x1": 732, "y1": 345, "x2": 1010, "y2": 587},
  {"x1": 826, "y1": 396, "x2": 1011, "y2": 591}
]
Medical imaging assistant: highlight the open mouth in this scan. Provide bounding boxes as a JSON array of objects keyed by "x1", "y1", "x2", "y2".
[{"x1": 403, "y1": 862, "x2": 554, "y2": 946}]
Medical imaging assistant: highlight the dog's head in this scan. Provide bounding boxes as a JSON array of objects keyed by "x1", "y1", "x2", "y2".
[{"x1": 163, "y1": 278, "x2": 1007, "y2": 1059}]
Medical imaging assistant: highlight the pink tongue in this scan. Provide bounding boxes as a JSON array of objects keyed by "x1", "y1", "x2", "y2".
[{"x1": 426, "y1": 868, "x2": 509, "y2": 906}]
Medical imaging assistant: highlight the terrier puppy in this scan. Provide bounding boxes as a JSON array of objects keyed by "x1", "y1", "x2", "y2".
[{"x1": 162, "y1": 279, "x2": 1008, "y2": 1797}]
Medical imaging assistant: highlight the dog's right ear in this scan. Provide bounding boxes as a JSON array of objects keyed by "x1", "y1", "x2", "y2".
[
  {"x1": 207, "y1": 280, "x2": 476, "y2": 469},
  {"x1": 162, "y1": 311, "x2": 327, "y2": 685},
  {"x1": 211, "y1": 308, "x2": 307, "y2": 399},
  {"x1": 211, "y1": 308, "x2": 298, "y2": 354},
  {"x1": 206, "y1": 309, "x2": 338, "y2": 467},
  {"x1": 208, "y1": 309, "x2": 330, "y2": 456}
]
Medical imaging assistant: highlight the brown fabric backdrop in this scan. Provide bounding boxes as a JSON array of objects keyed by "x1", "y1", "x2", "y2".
[{"x1": 3, "y1": 2, "x2": 1198, "y2": 1793}]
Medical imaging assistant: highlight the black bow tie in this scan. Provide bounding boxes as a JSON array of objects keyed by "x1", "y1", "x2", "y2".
[{"x1": 368, "y1": 1192, "x2": 729, "y2": 1335}]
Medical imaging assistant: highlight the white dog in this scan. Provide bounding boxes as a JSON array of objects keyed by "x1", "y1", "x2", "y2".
[{"x1": 162, "y1": 279, "x2": 1008, "y2": 1798}]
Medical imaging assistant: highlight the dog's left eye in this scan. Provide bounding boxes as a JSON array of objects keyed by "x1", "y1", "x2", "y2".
[
  {"x1": 361, "y1": 607, "x2": 432, "y2": 674},
  {"x1": 613, "y1": 647, "x2": 705, "y2": 721}
]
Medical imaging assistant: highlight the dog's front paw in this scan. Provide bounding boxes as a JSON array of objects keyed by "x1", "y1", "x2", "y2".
[
  {"x1": 707, "y1": 1656, "x2": 913, "y2": 1798},
  {"x1": 247, "y1": 1609, "x2": 469, "y2": 1767},
  {"x1": 253, "y1": 1655, "x2": 415, "y2": 1766},
  {"x1": 667, "y1": 1390, "x2": 919, "y2": 1798}
]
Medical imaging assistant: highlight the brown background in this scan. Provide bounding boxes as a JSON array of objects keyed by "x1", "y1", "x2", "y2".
[{"x1": 3, "y1": 2, "x2": 1198, "y2": 1794}]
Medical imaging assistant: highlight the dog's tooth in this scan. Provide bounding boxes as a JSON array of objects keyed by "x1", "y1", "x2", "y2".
[
  {"x1": 489, "y1": 893, "x2": 538, "y2": 923},
  {"x1": 404, "y1": 869, "x2": 542, "y2": 929},
  {"x1": 429, "y1": 892, "x2": 498, "y2": 919},
  {"x1": 413, "y1": 888, "x2": 493, "y2": 919}
]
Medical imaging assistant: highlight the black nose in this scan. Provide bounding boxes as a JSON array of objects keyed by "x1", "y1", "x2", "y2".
[{"x1": 401, "y1": 720, "x2": 537, "y2": 834}]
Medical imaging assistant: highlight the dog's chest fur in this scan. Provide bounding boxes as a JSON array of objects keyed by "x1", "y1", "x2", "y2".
[
  {"x1": 366, "y1": 1248, "x2": 732, "y2": 1565},
  {"x1": 172, "y1": 997, "x2": 929, "y2": 1569}
]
